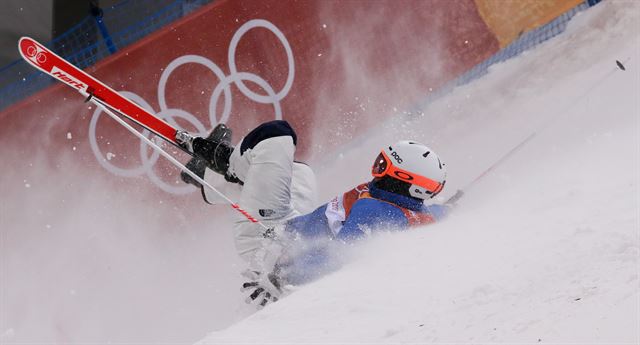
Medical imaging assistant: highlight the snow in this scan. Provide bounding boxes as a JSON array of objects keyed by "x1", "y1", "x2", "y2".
[
  {"x1": 198, "y1": 2, "x2": 639, "y2": 344},
  {"x1": 0, "y1": 1, "x2": 637, "y2": 344}
]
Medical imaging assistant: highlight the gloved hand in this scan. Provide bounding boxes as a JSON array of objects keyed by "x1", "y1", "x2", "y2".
[{"x1": 240, "y1": 269, "x2": 284, "y2": 308}]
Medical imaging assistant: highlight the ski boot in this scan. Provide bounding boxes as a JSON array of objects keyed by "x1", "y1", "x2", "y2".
[{"x1": 177, "y1": 123, "x2": 236, "y2": 188}]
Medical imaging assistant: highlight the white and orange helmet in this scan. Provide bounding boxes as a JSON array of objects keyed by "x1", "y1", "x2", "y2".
[{"x1": 372, "y1": 141, "x2": 446, "y2": 199}]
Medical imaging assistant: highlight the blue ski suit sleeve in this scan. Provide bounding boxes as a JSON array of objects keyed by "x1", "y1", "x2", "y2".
[{"x1": 284, "y1": 204, "x2": 332, "y2": 239}]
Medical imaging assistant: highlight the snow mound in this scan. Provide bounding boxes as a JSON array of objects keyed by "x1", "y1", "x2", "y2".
[{"x1": 199, "y1": 2, "x2": 639, "y2": 343}]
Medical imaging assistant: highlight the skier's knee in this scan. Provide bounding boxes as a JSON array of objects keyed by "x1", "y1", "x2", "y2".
[{"x1": 239, "y1": 120, "x2": 297, "y2": 155}]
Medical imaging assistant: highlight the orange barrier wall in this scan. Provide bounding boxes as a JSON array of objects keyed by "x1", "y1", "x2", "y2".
[{"x1": 475, "y1": 0, "x2": 584, "y2": 47}]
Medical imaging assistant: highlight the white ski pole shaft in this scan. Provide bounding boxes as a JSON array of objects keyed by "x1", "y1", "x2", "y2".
[
  {"x1": 452, "y1": 58, "x2": 630, "y2": 202},
  {"x1": 91, "y1": 99, "x2": 270, "y2": 231}
]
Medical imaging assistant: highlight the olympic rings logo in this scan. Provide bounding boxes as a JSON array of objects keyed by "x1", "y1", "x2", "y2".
[{"x1": 88, "y1": 19, "x2": 294, "y2": 194}]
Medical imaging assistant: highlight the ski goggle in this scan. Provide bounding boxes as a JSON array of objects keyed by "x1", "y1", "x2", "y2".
[{"x1": 372, "y1": 151, "x2": 444, "y2": 196}]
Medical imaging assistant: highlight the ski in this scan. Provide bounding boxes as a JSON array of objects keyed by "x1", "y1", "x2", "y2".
[
  {"x1": 18, "y1": 36, "x2": 269, "y2": 228},
  {"x1": 18, "y1": 36, "x2": 180, "y2": 147}
]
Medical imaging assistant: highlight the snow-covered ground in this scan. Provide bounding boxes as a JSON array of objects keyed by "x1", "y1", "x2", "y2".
[
  {"x1": 199, "y1": 2, "x2": 639, "y2": 343},
  {"x1": 1, "y1": 1, "x2": 637, "y2": 344}
]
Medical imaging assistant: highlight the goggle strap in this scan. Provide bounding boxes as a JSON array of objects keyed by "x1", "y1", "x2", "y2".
[{"x1": 374, "y1": 150, "x2": 445, "y2": 195}]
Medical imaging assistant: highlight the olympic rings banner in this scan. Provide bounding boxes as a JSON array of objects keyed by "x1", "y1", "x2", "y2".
[{"x1": 0, "y1": 0, "x2": 580, "y2": 199}]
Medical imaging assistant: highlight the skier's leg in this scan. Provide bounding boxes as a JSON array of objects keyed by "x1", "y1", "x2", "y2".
[
  {"x1": 185, "y1": 120, "x2": 317, "y2": 265},
  {"x1": 290, "y1": 162, "x2": 317, "y2": 215},
  {"x1": 227, "y1": 121, "x2": 317, "y2": 265},
  {"x1": 230, "y1": 135, "x2": 297, "y2": 221}
]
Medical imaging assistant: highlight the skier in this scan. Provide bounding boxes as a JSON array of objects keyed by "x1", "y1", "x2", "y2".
[
  {"x1": 178, "y1": 120, "x2": 449, "y2": 307},
  {"x1": 17, "y1": 37, "x2": 450, "y2": 306}
]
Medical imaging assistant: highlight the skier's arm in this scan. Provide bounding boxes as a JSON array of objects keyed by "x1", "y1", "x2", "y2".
[
  {"x1": 273, "y1": 200, "x2": 408, "y2": 284},
  {"x1": 272, "y1": 200, "x2": 448, "y2": 285}
]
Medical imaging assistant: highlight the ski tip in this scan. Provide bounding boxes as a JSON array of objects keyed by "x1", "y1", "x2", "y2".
[
  {"x1": 18, "y1": 36, "x2": 36, "y2": 59},
  {"x1": 18, "y1": 36, "x2": 34, "y2": 52},
  {"x1": 18, "y1": 37, "x2": 48, "y2": 71}
]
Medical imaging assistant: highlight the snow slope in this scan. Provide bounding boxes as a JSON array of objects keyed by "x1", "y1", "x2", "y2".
[{"x1": 199, "y1": 2, "x2": 639, "y2": 343}]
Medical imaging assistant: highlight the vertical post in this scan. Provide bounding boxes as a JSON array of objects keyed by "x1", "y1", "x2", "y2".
[{"x1": 90, "y1": 1, "x2": 117, "y2": 54}]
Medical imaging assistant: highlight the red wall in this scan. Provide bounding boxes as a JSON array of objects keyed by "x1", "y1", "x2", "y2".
[{"x1": 0, "y1": 0, "x2": 499, "y2": 198}]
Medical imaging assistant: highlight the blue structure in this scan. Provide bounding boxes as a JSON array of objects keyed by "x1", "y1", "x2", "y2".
[{"x1": 0, "y1": 0, "x2": 211, "y2": 111}]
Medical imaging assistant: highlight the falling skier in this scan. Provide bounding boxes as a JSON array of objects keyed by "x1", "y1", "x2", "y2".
[
  {"x1": 177, "y1": 120, "x2": 449, "y2": 307},
  {"x1": 16, "y1": 36, "x2": 449, "y2": 307}
]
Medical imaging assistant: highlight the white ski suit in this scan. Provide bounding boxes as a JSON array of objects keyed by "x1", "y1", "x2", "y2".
[{"x1": 205, "y1": 121, "x2": 317, "y2": 270}]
